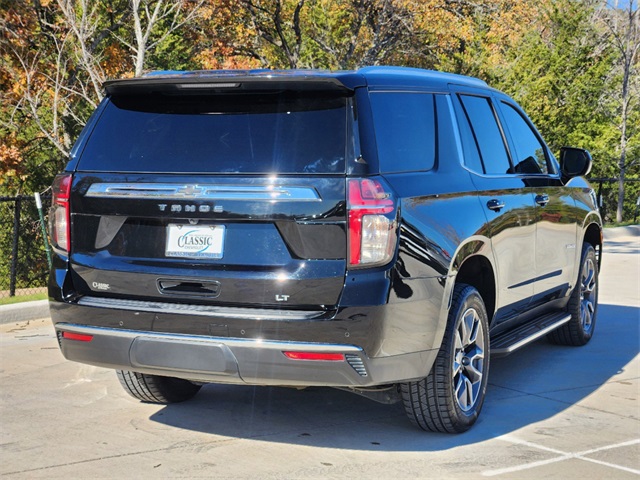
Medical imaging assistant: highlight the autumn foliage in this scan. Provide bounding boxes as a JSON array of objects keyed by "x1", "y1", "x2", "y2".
[{"x1": 0, "y1": 0, "x2": 638, "y2": 220}]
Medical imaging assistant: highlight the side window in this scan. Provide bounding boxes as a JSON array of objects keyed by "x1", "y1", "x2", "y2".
[
  {"x1": 500, "y1": 102, "x2": 549, "y2": 174},
  {"x1": 451, "y1": 96, "x2": 484, "y2": 174},
  {"x1": 369, "y1": 92, "x2": 436, "y2": 173},
  {"x1": 459, "y1": 94, "x2": 512, "y2": 175}
]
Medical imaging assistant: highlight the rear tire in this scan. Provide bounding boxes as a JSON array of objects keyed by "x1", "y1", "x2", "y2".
[
  {"x1": 116, "y1": 370, "x2": 201, "y2": 404},
  {"x1": 547, "y1": 243, "x2": 598, "y2": 346},
  {"x1": 401, "y1": 284, "x2": 490, "y2": 433}
]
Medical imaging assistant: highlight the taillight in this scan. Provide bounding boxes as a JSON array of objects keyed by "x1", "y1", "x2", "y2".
[
  {"x1": 49, "y1": 174, "x2": 72, "y2": 253},
  {"x1": 347, "y1": 178, "x2": 397, "y2": 268}
]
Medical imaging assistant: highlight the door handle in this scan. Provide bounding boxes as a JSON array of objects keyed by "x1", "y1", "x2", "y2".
[
  {"x1": 157, "y1": 278, "x2": 221, "y2": 297},
  {"x1": 535, "y1": 194, "x2": 550, "y2": 207},
  {"x1": 487, "y1": 199, "x2": 505, "y2": 212}
]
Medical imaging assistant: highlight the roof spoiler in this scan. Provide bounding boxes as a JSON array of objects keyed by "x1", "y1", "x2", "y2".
[{"x1": 103, "y1": 70, "x2": 358, "y2": 95}]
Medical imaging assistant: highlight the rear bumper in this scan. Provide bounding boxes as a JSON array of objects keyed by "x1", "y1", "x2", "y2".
[{"x1": 54, "y1": 323, "x2": 437, "y2": 387}]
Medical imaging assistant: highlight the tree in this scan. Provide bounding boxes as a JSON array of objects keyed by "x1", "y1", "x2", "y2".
[
  {"x1": 0, "y1": 0, "x2": 207, "y2": 194},
  {"x1": 227, "y1": 0, "x2": 418, "y2": 69},
  {"x1": 1, "y1": 0, "x2": 79, "y2": 192},
  {"x1": 121, "y1": 0, "x2": 205, "y2": 76},
  {"x1": 597, "y1": 0, "x2": 639, "y2": 222},
  {"x1": 0, "y1": 0, "x2": 637, "y2": 221},
  {"x1": 490, "y1": 1, "x2": 616, "y2": 161}
]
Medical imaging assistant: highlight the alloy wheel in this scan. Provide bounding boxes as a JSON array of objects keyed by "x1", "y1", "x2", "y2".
[
  {"x1": 580, "y1": 257, "x2": 597, "y2": 334},
  {"x1": 453, "y1": 307, "x2": 486, "y2": 412}
]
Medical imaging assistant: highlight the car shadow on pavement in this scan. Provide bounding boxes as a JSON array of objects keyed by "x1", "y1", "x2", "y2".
[{"x1": 149, "y1": 303, "x2": 638, "y2": 451}]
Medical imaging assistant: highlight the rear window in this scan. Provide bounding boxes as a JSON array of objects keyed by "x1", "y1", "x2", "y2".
[{"x1": 78, "y1": 92, "x2": 350, "y2": 174}]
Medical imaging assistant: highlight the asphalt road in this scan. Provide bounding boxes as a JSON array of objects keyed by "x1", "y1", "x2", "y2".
[{"x1": 1, "y1": 233, "x2": 638, "y2": 479}]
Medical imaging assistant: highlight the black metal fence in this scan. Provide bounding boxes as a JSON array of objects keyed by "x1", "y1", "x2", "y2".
[
  {"x1": 0, "y1": 194, "x2": 51, "y2": 299},
  {"x1": 0, "y1": 178, "x2": 638, "y2": 299}
]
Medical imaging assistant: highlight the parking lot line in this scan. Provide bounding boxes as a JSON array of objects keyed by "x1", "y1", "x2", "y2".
[{"x1": 482, "y1": 437, "x2": 640, "y2": 477}]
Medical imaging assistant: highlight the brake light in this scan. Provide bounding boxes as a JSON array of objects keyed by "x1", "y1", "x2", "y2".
[
  {"x1": 347, "y1": 178, "x2": 397, "y2": 267},
  {"x1": 50, "y1": 174, "x2": 72, "y2": 253}
]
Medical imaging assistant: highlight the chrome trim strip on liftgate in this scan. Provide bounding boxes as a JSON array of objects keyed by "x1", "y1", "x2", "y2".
[
  {"x1": 85, "y1": 183, "x2": 321, "y2": 202},
  {"x1": 77, "y1": 296, "x2": 328, "y2": 320}
]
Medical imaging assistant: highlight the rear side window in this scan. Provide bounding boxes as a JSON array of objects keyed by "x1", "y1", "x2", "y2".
[
  {"x1": 500, "y1": 102, "x2": 549, "y2": 174},
  {"x1": 451, "y1": 97, "x2": 484, "y2": 174},
  {"x1": 458, "y1": 95, "x2": 511, "y2": 175},
  {"x1": 369, "y1": 92, "x2": 436, "y2": 173},
  {"x1": 78, "y1": 92, "x2": 349, "y2": 174}
]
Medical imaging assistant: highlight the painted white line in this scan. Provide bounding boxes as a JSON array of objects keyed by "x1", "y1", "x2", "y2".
[
  {"x1": 482, "y1": 455, "x2": 572, "y2": 477},
  {"x1": 492, "y1": 434, "x2": 567, "y2": 455},
  {"x1": 580, "y1": 456, "x2": 640, "y2": 476},
  {"x1": 481, "y1": 436, "x2": 640, "y2": 477},
  {"x1": 578, "y1": 438, "x2": 640, "y2": 456}
]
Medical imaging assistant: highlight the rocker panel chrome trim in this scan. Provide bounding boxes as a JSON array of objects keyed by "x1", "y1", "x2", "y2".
[{"x1": 491, "y1": 314, "x2": 571, "y2": 355}]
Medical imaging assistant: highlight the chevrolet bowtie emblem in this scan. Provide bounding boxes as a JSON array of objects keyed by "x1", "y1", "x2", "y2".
[{"x1": 177, "y1": 185, "x2": 204, "y2": 197}]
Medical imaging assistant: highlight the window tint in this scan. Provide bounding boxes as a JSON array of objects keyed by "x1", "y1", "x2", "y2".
[
  {"x1": 78, "y1": 92, "x2": 348, "y2": 174},
  {"x1": 369, "y1": 93, "x2": 436, "y2": 173},
  {"x1": 452, "y1": 97, "x2": 484, "y2": 174},
  {"x1": 459, "y1": 95, "x2": 511, "y2": 175},
  {"x1": 500, "y1": 102, "x2": 548, "y2": 174}
]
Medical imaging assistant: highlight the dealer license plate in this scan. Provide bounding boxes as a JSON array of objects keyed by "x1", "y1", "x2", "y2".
[{"x1": 165, "y1": 224, "x2": 225, "y2": 259}]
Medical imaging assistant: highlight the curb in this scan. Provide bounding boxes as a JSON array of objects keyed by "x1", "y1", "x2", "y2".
[{"x1": 0, "y1": 300, "x2": 50, "y2": 325}]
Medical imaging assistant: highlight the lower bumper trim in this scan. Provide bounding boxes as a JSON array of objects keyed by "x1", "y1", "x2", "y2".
[{"x1": 55, "y1": 323, "x2": 437, "y2": 387}]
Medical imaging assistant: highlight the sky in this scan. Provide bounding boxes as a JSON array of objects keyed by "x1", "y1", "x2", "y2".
[{"x1": 606, "y1": 0, "x2": 638, "y2": 10}]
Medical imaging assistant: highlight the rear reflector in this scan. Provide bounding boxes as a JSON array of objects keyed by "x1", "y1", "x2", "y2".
[
  {"x1": 62, "y1": 332, "x2": 93, "y2": 342},
  {"x1": 283, "y1": 352, "x2": 345, "y2": 361}
]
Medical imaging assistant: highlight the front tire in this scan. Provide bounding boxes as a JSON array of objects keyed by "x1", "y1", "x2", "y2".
[
  {"x1": 548, "y1": 243, "x2": 599, "y2": 346},
  {"x1": 117, "y1": 370, "x2": 201, "y2": 404},
  {"x1": 401, "y1": 284, "x2": 490, "y2": 433}
]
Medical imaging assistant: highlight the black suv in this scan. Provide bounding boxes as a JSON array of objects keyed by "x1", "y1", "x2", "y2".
[{"x1": 49, "y1": 67, "x2": 602, "y2": 433}]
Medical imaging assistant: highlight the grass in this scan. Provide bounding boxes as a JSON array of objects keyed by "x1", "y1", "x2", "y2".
[{"x1": 0, "y1": 292, "x2": 48, "y2": 306}]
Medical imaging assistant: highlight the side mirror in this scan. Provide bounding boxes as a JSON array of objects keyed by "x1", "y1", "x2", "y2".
[{"x1": 560, "y1": 147, "x2": 592, "y2": 179}]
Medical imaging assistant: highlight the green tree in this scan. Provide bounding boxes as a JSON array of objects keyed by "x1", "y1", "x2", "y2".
[
  {"x1": 597, "y1": 0, "x2": 639, "y2": 222},
  {"x1": 487, "y1": 0, "x2": 636, "y2": 222}
]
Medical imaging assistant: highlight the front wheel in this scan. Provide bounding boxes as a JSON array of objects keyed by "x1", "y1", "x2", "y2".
[
  {"x1": 548, "y1": 243, "x2": 599, "y2": 346},
  {"x1": 117, "y1": 370, "x2": 202, "y2": 404},
  {"x1": 401, "y1": 284, "x2": 490, "y2": 433}
]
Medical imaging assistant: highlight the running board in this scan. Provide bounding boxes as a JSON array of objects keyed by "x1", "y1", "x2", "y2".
[{"x1": 491, "y1": 313, "x2": 572, "y2": 356}]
